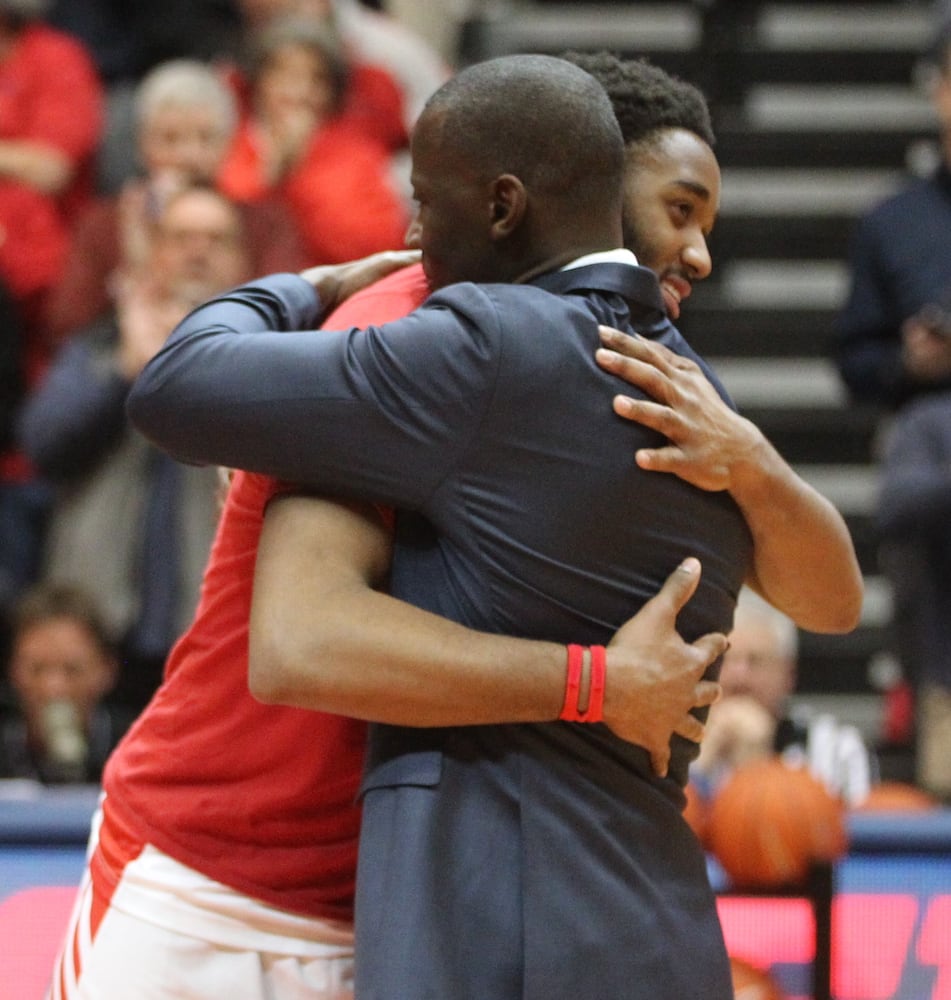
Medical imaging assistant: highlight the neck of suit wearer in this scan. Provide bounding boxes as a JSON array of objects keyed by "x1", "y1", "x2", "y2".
[
  {"x1": 507, "y1": 206, "x2": 625, "y2": 285},
  {"x1": 513, "y1": 244, "x2": 622, "y2": 284}
]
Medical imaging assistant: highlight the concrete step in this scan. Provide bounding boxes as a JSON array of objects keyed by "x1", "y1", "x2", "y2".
[
  {"x1": 745, "y1": 83, "x2": 936, "y2": 130},
  {"x1": 719, "y1": 167, "x2": 904, "y2": 217},
  {"x1": 712, "y1": 356, "x2": 847, "y2": 407},
  {"x1": 755, "y1": 3, "x2": 933, "y2": 51},
  {"x1": 792, "y1": 462, "x2": 879, "y2": 517},
  {"x1": 712, "y1": 259, "x2": 850, "y2": 311},
  {"x1": 461, "y1": 2, "x2": 701, "y2": 58}
]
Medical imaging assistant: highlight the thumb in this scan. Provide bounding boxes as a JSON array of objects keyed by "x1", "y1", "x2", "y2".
[{"x1": 653, "y1": 557, "x2": 702, "y2": 616}]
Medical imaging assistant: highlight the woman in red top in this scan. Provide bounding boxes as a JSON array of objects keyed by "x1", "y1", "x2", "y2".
[{"x1": 218, "y1": 16, "x2": 409, "y2": 265}]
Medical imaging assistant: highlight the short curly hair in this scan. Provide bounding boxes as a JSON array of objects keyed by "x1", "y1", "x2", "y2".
[{"x1": 562, "y1": 51, "x2": 715, "y2": 150}]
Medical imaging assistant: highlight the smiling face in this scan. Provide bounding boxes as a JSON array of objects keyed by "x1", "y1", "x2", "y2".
[{"x1": 621, "y1": 127, "x2": 720, "y2": 320}]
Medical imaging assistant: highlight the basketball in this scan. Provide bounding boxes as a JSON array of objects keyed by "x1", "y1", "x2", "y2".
[
  {"x1": 729, "y1": 956, "x2": 786, "y2": 999},
  {"x1": 707, "y1": 758, "x2": 848, "y2": 889},
  {"x1": 854, "y1": 781, "x2": 939, "y2": 812}
]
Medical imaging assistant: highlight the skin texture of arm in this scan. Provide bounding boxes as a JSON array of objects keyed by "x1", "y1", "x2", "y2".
[
  {"x1": 249, "y1": 493, "x2": 726, "y2": 778},
  {"x1": 595, "y1": 326, "x2": 864, "y2": 634}
]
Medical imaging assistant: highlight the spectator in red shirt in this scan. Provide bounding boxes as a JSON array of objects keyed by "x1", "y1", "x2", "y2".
[
  {"x1": 217, "y1": 15, "x2": 408, "y2": 264},
  {"x1": 0, "y1": 0, "x2": 103, "y2": 371},
  {"x1": 0, "y1": 0, "x2": 104, "y2": 654},
  {"x1": 233, "y1": 0, "x2": 448, "y2": 156}
]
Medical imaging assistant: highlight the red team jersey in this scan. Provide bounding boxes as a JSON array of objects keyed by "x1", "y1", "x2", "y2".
[{"x1": 102, "y1": 263, "x2": 430, "y2": 921}]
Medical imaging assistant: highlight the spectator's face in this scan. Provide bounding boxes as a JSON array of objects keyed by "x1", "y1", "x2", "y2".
[
  {"x1": 621, "y1": 128, "x2": 719, "y2": 320},
  {"x1": 9, "y1": 617, "x2": 115, "y2": 733},
  {"x1": 152, "y1": 190, "x2": 251, "y2": 308},
  {"x1": 257, "y1": 42, "x2": 337, "y2": 126},
  {"x1": 406, "y1": 108, "x2": 497, "y2": 290},
  {"x1": 718, "y1": 619, "x2": 795, "y2": 720},
  {"x1": 140, "y1": 104, "x2": 233, "y2": 186}
]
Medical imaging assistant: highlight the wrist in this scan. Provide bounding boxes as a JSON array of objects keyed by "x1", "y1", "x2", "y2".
[
  {"x1": 298, "y1": 266, "x2": 338, "y2": 319},
  {"x1": 727, "y1": 422, "x2": 779, "y2": 501}
]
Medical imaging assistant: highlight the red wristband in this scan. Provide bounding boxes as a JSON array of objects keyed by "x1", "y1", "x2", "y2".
[
  {"x1": 559, "y1": 644, "x2": 606, "y2": 723},
  {"x1": 582, "y1": 645, "x2": 606, "y2": 722},
  {"x1": 560, "y1": 644, "x2": 584, "y2": 721}
]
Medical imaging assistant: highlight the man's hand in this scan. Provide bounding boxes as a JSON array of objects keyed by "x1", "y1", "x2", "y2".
[
  {"x1": 901, "y1": 312, "x2": 951, "y2": 383},
  {"x1": 603, "y1": 557, "x2": 727, "y2": 777},
  {"x1": 595, "y1": 325, "x2": 764, "y2": 493},
  {"x1": 114, "y1": 274, "x2": 189, "y2": 381},
  {"x1": 300, "y1": 250, "x2": 422, "y2": 314}
]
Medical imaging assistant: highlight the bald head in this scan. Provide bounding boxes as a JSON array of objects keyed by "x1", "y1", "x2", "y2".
[
  {"x1": 409, "y1": 55, "x2": 625, "y2": 287},
  {"x1": 425, "y1": 55, "x2": 622, "y2": 206}
]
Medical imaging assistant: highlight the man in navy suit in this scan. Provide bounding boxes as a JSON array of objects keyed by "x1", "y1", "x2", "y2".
[{"x1": 129, "y1": 54, "x2": 860, "y2": 999}]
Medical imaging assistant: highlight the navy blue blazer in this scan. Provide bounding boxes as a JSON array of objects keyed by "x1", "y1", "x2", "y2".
[{"x1": 129, "y1": 262, "x2": 752, "y2": 999}]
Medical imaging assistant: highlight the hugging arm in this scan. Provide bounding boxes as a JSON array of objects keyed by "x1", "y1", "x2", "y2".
[
  {"x1": 249, "y1": 493, "x2": 726, "y2": 777},
  {"x1": 596, "y1": 327, "x2": 864, "y2": 634}
]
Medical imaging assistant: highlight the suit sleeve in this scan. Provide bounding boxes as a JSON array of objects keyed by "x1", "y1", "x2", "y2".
[
  {"x1": 834, "y1": 212, "x2": 905, "y2": 405},
  {"x1": 127, "y1": 273, "x2": 499, "y2": 509}
]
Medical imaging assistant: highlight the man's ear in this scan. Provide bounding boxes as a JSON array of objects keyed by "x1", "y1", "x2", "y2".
[{"x1": 488, "y1": 174, "x2": 526, "y2": 240}]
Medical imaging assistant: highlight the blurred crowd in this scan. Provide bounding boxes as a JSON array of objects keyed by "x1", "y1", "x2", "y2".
[
  {"x1": 836, "y1": 11, "x2": 951, "y2": 804},
  {"x1": 0, "y1": 0, "x2": 451, "y2": 780}
]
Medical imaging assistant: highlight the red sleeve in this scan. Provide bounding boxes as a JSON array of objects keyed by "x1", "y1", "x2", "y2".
[
  {"x1": 323, "y1": 263, "x2": 430, "y2": 329},
  {"x1": 340, "y1": 62, "x2": 408, "y2": 152},
  {"x1": 14, "y1": 28, "x2": 103, "y2": 160},
  {"x1": 282, "y1": 124, "x2": 409, "y2": 264},
  {"x1": 240, "y1": 199, "x2": 310, "y2": 275},
  {"x1": 0, "y1": 181, "x2": 66, "y2": 300},
  {"x1": 217, "y1": 123, "x2": 270, "y2": 203}
]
